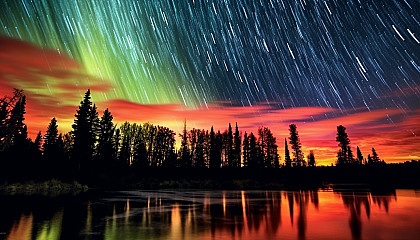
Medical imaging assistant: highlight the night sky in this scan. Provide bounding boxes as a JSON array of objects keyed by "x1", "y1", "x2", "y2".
[{"x1": 0, "y1": 0, "x2": 419, "y2": 164}]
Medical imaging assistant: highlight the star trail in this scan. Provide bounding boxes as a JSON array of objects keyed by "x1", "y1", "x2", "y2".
[{"x1": 0, "y1": 0, "x2": 419, "y2": 164}]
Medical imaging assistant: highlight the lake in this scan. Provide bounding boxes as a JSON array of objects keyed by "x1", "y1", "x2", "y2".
[{"x1": 1, "y1": 189, "x2": 420, "y2": 239}]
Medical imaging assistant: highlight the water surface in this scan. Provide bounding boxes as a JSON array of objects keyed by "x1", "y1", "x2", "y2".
[{"x1": 1, "y1": 189, "x2": 420, "y2": 239}]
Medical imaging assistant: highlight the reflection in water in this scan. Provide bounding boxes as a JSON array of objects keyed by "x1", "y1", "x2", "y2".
[
  {"x1": 336, "y1": 190, "x2": 397, "y2": 240},
  {"x1": 7, "y1": 214, "x2": 33, "y2": 240},
  {"x1": 2, "y1": 189, "x2": 420, "y2": 239}
]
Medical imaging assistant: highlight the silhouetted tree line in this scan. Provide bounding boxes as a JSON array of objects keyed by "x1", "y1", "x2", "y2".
[
  {"x1": 336, "y1": 125, "x2": 385, "y2": 166},
  {"x1": 0, "y1": 90, "x2": 387, "y2": 181}
]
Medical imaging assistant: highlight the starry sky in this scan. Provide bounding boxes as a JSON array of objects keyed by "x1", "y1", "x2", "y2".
[{"x1": 0, "y1": 0, "x2": 419, "y2": 165}]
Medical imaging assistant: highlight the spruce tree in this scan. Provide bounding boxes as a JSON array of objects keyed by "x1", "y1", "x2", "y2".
[
  {"x1": 226, "y1": 123, "x2": 234, "y2": 167},
  {"x1": 43, "y1": 118, "x2": 59, "y2": 165},
  {"x1": 72, "y1": 89, "x2": 98, "y2": 172},
  {"x1": 233, "y1": 123, "x2": 241, "y2": 168},
  {"x1": 179, "y1": 120, "x2": 191, "y2": 168},
  {"x1": 97, "y1": 108, "x2": 115, "y2": 168},
  {"x1": 336, "y1": 125, "x2": 350, "y2": 165},
  {"x1": 289, "y1": 124, "x2": 305, "y2": 167},
  {"x1": 248, "y1": 133, "x2": 260, "y2": 168},
  {"x1": 356, "y1": 146, "x2": 363, "y2": 164},
  {"x1": 242, "y1": 132, "x2": 250, "y2": 167},
  {"x1": 209, "y1": 126, "x2": 219, "y2": 168},
  {"x1": 284, "y1": 138, "x2": 292, "y2": 167}
]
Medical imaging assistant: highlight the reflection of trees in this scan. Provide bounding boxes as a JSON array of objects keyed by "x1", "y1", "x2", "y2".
[
  {"x1": 337, "y1": 190, "x2": 396, "y2": 240},
  {"x1": 284, "y1": 191, "x2": 317, "y2": 240},
  {"x1": 4, "y1": 190, "x2": 324, "y2": 239}
]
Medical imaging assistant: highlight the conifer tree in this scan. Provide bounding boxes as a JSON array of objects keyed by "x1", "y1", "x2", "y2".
[
  {"x1": 209, "y1": 127, "x2": 218, "y2": 168},
  {"x1": 284, "y1": 138, "x2": 292, "y2": 167},
  {"x1": 248, "y1": 132, "x2": 261, "y2": 168},
  {"x1": 43, "y1": 118, "x2": 59, "y2": 165},
  {"x1": 226, "y1": 123, "x2": 234, "y2": 167},
  {"x1": 179, "y1": 120, "x2": 191, "y2": 168},
  {"x1": 289, "y1": 124, "x2": 305, "y2": 167},
  {"x1": 356, "y1": 146, "x2": 363, "y2": 164},
  {"x1": 233, "y1": 123, "x2": 241, "y2": 168},
  {"x1": 370, "y1": 148, "x2": 384, "y2": 164},
  {"x1": 72, "y1": 89, "x2": 98, "y2": 171},
  {"x1": 242, "y1": 131, "x2": 250, "y2": 167},
  {"x1": 34, "y1": 131, "x2": 42, "y2": 152},
  {"x1": 97, "y1": 108, "x2": 116, "y2": 168},
  {"x1": 336, "y1": 125, "x2": 350, "y2": 165}
]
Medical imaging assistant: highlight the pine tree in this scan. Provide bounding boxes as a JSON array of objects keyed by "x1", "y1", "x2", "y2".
[
  {"x1": 43, "y1": 118, "x2": 59, "y2": 166},
  {"x1": 258, "y1": 127, "x2": 278, "y2": 168},
  {"x1": 347, "y1": 146, "x2": 354, "y2": 164},
  {"x1": 97, "y1": 108, "x2": 116, "y2": 169},
  {"x1": 356, "y1": 146, "x2": 363, "y2": 164},
  {"x1": 336, "y1": 125, "x2": 350, "y2": 165},
  {"x1": 248, "y1": 133, "x2": 261, "y2": 168},
  {"x1": 226, "y1": 123, "x2": 234, "y2": 167},
  {"x1": 194, "y1": 129, "x2": 206, "y2": 168},
  {"x1": 289, "y1": 124, "x2": 305, "y2": 167},
  {"x1": 284, "y1": 138, "x2": 292, "y2": 167},
  {"x1": 233, "y1": 123, "x2": 241, "y2": 168},
  {"x1": 34, "y1": 131, "x2": 42, "y2": 152},
  {"x1": 179, "y1": 120, "x2": 191, "y2": 168},
  {"x1": 209, "y1": 127, "x2": 218, "y2": 168},
  {"x1": 242, "y1": 131, "x2": 250, "y2": 167},
  {"x1": 371, "y1": 148, "x2": 384, "y2": 164},
  {"x1": 72, "y1": 89, "x2": 98, "y2": 171}
]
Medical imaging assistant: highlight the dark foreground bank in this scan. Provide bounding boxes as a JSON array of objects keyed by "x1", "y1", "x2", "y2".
[
  {"x1": 1, "y1": 163, "x2": 419, "y2": 194},
  {"x1": 85, "y1": 163, "x2": 420, "y2": 190}
]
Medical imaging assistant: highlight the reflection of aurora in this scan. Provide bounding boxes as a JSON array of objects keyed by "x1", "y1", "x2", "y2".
[{"x1": 4, "y1": 190, "x2": 418, "y2": 240}]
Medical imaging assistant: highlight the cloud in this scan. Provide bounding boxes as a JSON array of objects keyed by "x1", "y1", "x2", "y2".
[{"x1": 0, "y1": 37, "x2": 114, "y2": 136}]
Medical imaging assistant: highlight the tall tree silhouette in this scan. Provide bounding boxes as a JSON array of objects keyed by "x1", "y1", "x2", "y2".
[
  {"x1": 209, "y1": 127, "x2": 218, "y2": 168},
  {"x1": 258, "y1": 127, "x2": 278, "y2": 168},
  {"x1": 248, "y1": 132, "x2": 262, "y2": 168},
  {"x1": 179, "y1": 120, "x2": 191, "y2": 168},
  {"x1": 356, "y1": 146, "x2": 364, "y2": 164},
  {"x1": 242, "y1": 131, "x2": 250, "y2": 167},
  {"x1": 191, "y1": 129, "x2": 206, "y2": 168},
  {"x1": 72, "y1": 89, "x2": 99, "y2": 172},
  {"x1": 336, "y1": 125, "x2": 351, "y2": 165},
  {"x1": 225, "y1": 123, "x2": 234, "y2": 167},
  {"x1": 96, "y1": 108, "x2": 116, "y2": 169},
  {"x1": 284, "y1": 138, "x2": 292, "y2": 167},
  {"x1": 289, "y1": 124, "x2": 305, "y2": 167},
  {"x1": 232, "y1": 123, "x2": 241, "y2": 168},
  {"x1": 369, "y1": 148, "x2": 384, "y2": 164},
  {"x1": 43, "y1": 118, "x2": 60, "y2": 171}
]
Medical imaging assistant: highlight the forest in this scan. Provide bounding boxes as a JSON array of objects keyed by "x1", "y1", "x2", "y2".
[{"x1": 0, "y1": 89, "x2": 417, "y2": 189}]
